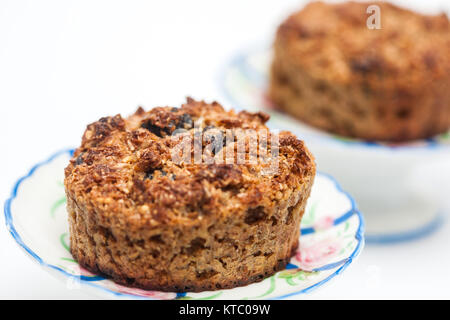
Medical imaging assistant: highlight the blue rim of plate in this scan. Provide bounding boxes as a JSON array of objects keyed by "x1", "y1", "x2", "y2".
[
  {"x1": 217, "y1": 46, "x2": 450, "y2": 152},
  {"x1": 4, "y1": 148, "x2": 365, "y2": 300}
]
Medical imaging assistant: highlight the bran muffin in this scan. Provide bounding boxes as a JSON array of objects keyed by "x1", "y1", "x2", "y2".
[
  {"x1": 64, "y1": 98, "x2": 316, "y2": 292},
  {"x1": 269, "y1": 1, "x2": 450, "y2": 141}
]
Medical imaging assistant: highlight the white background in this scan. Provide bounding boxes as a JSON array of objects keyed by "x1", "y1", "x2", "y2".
[{"x1": 1, "y1": 0, "x2": 449, "y2": 299}]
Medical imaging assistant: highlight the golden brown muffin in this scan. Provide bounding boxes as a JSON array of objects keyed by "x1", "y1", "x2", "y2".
[
  {"x1": 269, "y1": 1, "x2": 450, "y2": 142},
  {"x1": 64, "y1": 98, "x2": 316, "y2": 292}
]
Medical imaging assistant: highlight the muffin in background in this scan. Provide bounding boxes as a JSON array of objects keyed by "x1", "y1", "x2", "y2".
[{"x1": 269, "y1": 1, "x2": 450, "y2": 142}]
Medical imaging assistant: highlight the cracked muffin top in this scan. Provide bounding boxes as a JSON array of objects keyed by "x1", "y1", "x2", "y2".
[
  {"x1": 64, "y1": 98, "x2": 315, "y2": 230},
  {"x1": 276, "y1": 1, "x2": 450, "y2": 87}
]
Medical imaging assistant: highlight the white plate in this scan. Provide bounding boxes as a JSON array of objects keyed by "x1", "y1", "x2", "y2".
[
  {"x1": 5, "y1": 149, "x2": 364, "y2": 299},
  {"x1": 219, "y1": 47, "x2": 450, "y2": 243}
]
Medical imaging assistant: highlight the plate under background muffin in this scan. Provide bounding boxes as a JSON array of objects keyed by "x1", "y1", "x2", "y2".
[
  {"x1": 219, "y1": 47, "x2": 450, "y2": 243},
  {"x1": 5, "y1": 149, "x2": 363, "y2": 299}
]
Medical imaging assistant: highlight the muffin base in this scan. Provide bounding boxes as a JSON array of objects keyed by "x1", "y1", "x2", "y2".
[
  {"x1": 67, "y1": 182, "x2": 311, "y2": 293},
  {"x1": 73, "y1": 242, "x2": 298, "y2": 292}
]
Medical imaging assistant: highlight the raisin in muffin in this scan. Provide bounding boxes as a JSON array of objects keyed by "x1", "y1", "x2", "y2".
[
  {"x1": 64, "y1": 98, "x2": 316, "y2": 292},
  {"x1": 269, "y1": 1, "x2": 450, "y2": 141}
]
